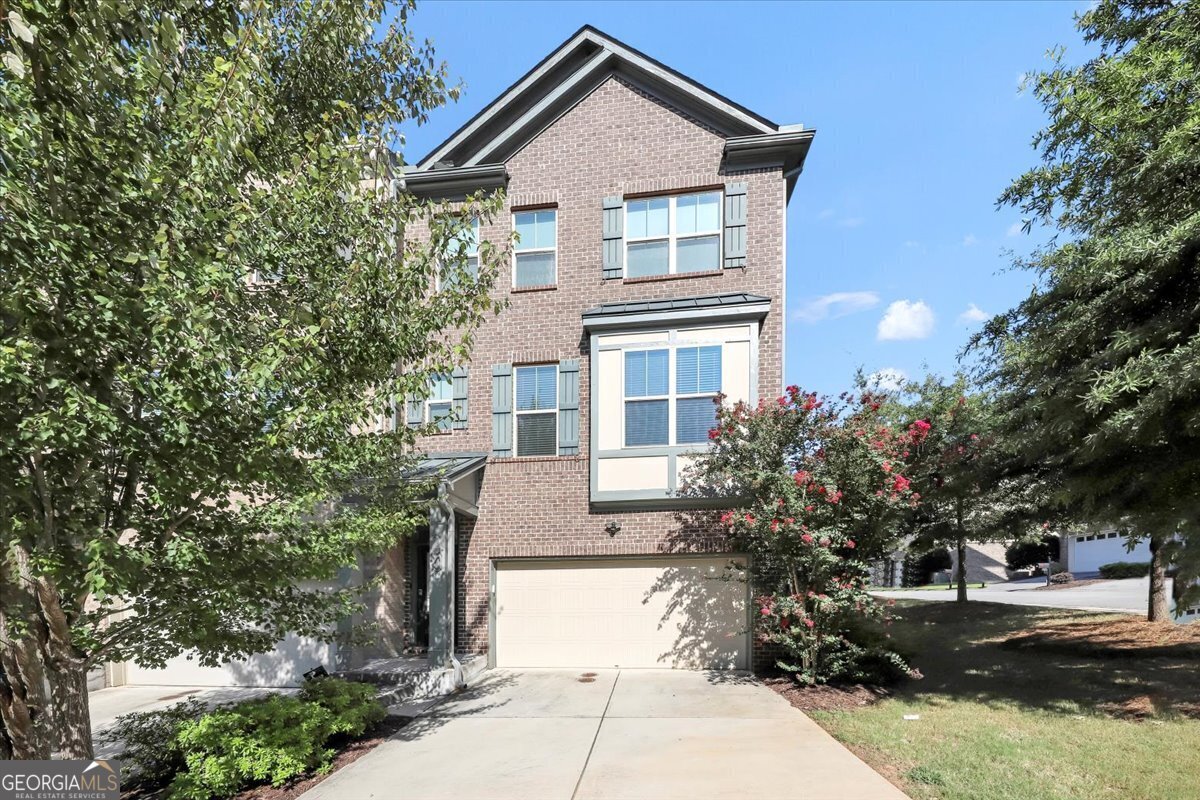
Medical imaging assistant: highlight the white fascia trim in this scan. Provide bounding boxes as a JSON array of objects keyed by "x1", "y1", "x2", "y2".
[{"x1": 416, "y1": 29, "x2": 596, "y2": 170}]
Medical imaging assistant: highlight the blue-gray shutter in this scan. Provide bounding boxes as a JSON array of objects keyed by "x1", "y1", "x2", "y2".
[
  {"x1": 723, "y1": 182, "x2": 747, "y2": 269},
  {"x1": 405, "y1": 395, "x2": 424, "y2": 429},
  {"x1": 557, "y1": 359, "x2": 579, "y2": 455},
  {"x1": 602, "y1": 195, "x2": 624, "y2": 279},
  {"x1": 491, "y1": 364, "x2": 512, "y2": 457},
  {"x1": 451, "y1": 366, "x2": 468, "y2": 430}
]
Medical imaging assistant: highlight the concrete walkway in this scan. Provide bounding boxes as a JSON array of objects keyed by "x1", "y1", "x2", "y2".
[
  {"x1": 874, "y1": 576, "x2": 1163, "y2": 614},
  {"x1": 300, "y1": 669, "x2": 908, "y2": 800}
]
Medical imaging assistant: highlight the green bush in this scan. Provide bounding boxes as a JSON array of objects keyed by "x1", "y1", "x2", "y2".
[
  {"x1": 903, "y1": 547, "x2": 952, "y2": 586},
  {"x1": 100, "y1": 699, "x2": 209, "y2": 787},
  {"x1": 108, "y1": 677, "x2": 388, "y2": 800},
  {"x1": 1005, "y1": 535, "x2": 1060, "y2": 570},
  {"x1": 1099, "y1": 561, "x2": 1151, "y2": 579}
]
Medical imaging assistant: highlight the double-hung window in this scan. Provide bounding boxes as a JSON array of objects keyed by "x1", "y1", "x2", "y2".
[
  {"x1": 623, "y1": 346, "x2": 722, "y2": 447},
  {"x1": 514, "y1": 364, "x2": 558, "y2": 456},
  {"x1": 426, "y1": 374, "x2": 454, "y2": 432},
  {"x1": 513, "y1": 210, "x2": 557, "y2": 287},
  {"x1": 626, "y1": 191, "x2": 722, "y2": 278},
  {"x1": 438, "y1": 217, "x2": 479, "y2": 289}
]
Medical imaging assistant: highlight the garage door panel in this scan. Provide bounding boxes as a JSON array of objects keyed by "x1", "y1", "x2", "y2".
[{"x1": 495, "y1": 557, "x2": 748, "y2": 670}]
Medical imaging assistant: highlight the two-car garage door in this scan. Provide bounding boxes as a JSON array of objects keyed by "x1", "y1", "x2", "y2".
[{"x1": 494, "y1": 556, "x2": 749, "y2": 670}]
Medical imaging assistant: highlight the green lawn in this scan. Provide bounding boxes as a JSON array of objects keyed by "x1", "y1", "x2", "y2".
[{"x1": 809, "y1": 601, "x2": 1200, "y2": 800}]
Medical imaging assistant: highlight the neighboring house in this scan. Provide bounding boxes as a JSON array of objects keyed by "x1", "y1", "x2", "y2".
[
  {"x1": 949, "y1": 542, "x2": 1009, "y2": 584},
  {"x1": 1061, "y1": 529, "x2": 1152, "y2": 575},
  {"x1": 109, "y1": 25, "x2": 811, "y2": 687}
]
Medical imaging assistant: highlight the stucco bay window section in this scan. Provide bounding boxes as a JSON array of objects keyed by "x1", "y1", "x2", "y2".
[{"x1": 584, "y1": 292, "x2": 769, "y2": 508}]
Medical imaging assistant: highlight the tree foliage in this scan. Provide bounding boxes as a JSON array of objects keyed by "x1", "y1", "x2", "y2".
[
  {"x1": 974, "y1": 0, "x2": 1200, "y2": 617},
  {"x1": 0, "y1": 0, "x2": 504, "y2": 758},
  {"x1": 686, "y1": 388, "x2": 919, "y2": 684}
]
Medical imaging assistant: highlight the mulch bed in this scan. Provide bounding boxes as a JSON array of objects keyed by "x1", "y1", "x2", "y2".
[
  {"x1": 1031, "y1": 578, "x2": 1108, "y2": 591},
  {"x1": 763, "y1": 677, "x2": 891, "y2": 713}
]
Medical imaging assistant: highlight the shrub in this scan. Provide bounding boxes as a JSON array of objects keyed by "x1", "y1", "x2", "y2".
[
  {"x1": 903, "y1": 547, "x2": 952, "y2": 587},
  {"x1": 1005, "y1": 535, "x2": 1060, "y2": 570},
  {"x1": 100, "y1": 699, "x2": 209, "y2": 787},
  {"x1": 154, "y1": 678, "x2": 384, "y2": 800},
  {"x1": 1099, "y1": 561, "x2": 1151, "y2": 579},
  {"x1": 1049, "y1": 571, "x2": 1074, "y2": 584}
]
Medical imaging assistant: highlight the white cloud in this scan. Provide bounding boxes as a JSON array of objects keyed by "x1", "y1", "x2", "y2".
[
  {"x1": 962, "y1": 233, "x2": 978, "y2": 247},
  {"x1": 793, "y1": 291, "x2": 880, "y2": 324},
  {"x1": 903, "y1": 240, "x2": 921, "y2": 249},
  {"x1": 817, "y1": 208, "x2": 835, "y2": 220},
  {"x1": 957, "y1": 303, "x2": 989, "y2": 326},
  {"x1": 877, "y1": 300, "x2": 935, "y2": 341},
  {"x1": 838, "y1": 217, "x2": 865, "y2": 229},
  {"x1": 1006, "y1": 222, "x2": 1024, "y2": 238},
  {"x1": 867, "y1": 368, "x2": 907, "y2": 392}
]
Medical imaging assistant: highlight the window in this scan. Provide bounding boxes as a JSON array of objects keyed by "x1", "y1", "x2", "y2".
[
  {"x1": 675, "y1": 346, "x2": 722, "y2": 443},
  {"x1": 626, "y1": 191, "x2": 721, "y2": 278},
  {"x1": 515, "y1": 364, "x2": 558, "y2": 456},
  {"x1": 426, "y1": 374, "x2": 454, "y2": 432},
  {"x1": 513, "y1": 210, "x2": 556, "y2": 287},
  {"x1": 438, "y1": 218, "x2": 479, "y2": 289},
  {"x1": 623, "y1": 346, "x2": 722, "y2": 447},
  {"x1": 624, "y1": 350, "x2": 669, "y2": 446}
]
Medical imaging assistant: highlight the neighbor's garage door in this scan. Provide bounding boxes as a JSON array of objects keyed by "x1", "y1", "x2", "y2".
[
  {"x1": 494, "y1": 556, "x2": 749, "y2": 670},
  {"x1": 124, "y1": 634, "x2": 336, "y2": 688}
]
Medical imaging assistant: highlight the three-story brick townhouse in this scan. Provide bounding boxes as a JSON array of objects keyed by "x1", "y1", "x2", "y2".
[
  {"x1": 106, "y1": 25, "x2": 813, "y2": 690},
  {"x1": 393, "y1": 26, "x2": 813, "y2": 676}
]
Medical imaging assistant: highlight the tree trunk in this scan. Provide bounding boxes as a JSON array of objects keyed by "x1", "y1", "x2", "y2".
[
  {"x1": 1148, "y1": 535, "x2": 1170, "y2": 622},
  {"x1": 954, "y1": 498, "x2": 968, "y2": 604}
]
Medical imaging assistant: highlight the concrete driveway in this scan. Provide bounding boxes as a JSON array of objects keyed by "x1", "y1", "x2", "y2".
[
  {"x1": 300, "y1": 669, "x2": 907, "y2": 800},
  {"x1": 874, "y1": 576, "x2": 1165, "y2": 614}
]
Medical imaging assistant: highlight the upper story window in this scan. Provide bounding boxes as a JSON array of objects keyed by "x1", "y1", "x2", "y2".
[
  {"x1": 426, "y1": 373, "x2": 454, "y2": 432},
  {"x1": 515, "y1": 364, "x2": 558, "y2": 456},
  {"x1": 626, "y1": 191, "x2": 721, "y2": 278},
  {"x1": 623, "y1": 345, "x2": 722, "y2": 447},
  {"x1": 513, "y1": 209, "x2": 556, "y2": 287},
  {"x1": 438, "y1": 217, "x2": 479, "y2": 290}
]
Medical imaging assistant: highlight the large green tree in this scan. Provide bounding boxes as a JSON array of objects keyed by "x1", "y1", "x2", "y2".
[
  {"x1": 0, "y1": 0, "x2": 505, "y2": 759},
  {"x1": 975, "y1": 0, "x2": 1200, "y2": 621}
]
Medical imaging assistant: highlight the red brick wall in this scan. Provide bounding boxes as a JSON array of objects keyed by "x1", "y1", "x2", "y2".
[{"x1": 418, "y1": 76, "x2": 787, "y2": 665}]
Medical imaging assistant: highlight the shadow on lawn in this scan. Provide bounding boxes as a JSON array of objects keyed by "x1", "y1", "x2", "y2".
[{"x1": 888, "y1": 600, "x2": 1200, "y2": 720}]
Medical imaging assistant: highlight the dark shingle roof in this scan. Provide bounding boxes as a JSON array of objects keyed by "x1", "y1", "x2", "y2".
[{"x1": 582, "y1": 292, "x2": 770, "y2": 319}]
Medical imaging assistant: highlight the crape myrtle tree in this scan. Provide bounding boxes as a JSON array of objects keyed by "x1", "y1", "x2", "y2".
[
  {"x1": 0, "y1": 1, "x2": 506, "y2": 758},
  {"x1": 893, "y1": 374, "x2": 1032, "y2": 603},
  {"x1": 973, "y1": 0, "x2": 1200, "y2": 620},
  {"x1": 686, "y1": 387, "x2": 923, "y2": 685}
]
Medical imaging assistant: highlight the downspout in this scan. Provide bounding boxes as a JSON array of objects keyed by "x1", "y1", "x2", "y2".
[{"x1": 437, "y1": 480, "x2": 467, "y2": 690}]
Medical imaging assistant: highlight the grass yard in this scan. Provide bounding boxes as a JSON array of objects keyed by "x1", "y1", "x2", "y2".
[{"x1": 807, "y1": 601, "x2": 1200, "y2": 800}]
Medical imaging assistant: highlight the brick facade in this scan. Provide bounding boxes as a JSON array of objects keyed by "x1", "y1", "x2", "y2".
[{"x1": 406, "y1": 75, "x2": 788, "y2": 669}]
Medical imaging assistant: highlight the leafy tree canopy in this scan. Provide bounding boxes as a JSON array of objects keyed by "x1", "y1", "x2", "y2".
[
  {"x1": 0, "y1": 0, "x2": 504, "y2": 758},
  {"x1": 974, "y1": 0, "x2": 1200, "y2": 613}
]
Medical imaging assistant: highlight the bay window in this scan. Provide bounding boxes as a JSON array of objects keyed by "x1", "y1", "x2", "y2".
[{"x1": 626, "y1": 191, "x2": 722, "y2": 278}]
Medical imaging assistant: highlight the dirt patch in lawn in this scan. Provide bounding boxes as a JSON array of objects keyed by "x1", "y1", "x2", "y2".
[
  {"x1": 1001, "y1": 615, "x2": 1200, "y2": 660},
  {"x1": 764, "y1": 677, "x2": 891, "y2": 713}
]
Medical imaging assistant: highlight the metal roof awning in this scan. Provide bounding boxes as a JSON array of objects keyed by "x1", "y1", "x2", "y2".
[
  {"x1": 405, "y1": 453, "x2": 488, "y2": 484},
  {"x1": 582, "y1": 292, "x2": 771, "y2": 331}
]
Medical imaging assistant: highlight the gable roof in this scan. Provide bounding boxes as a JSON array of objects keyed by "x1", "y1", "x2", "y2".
[{"x1": 414, "y1": 25, "x2": 801, "y2": 172}]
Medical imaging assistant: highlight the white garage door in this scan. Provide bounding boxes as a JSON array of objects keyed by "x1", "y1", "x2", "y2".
[
  {"x1": 124, "y1": 634, "x2": 336, "y2": 688},
  {"x1": 495, "y1": 556, "x2": 749, "y2": 670},
  {"x1": 1068, "y1": 532, "x2": 1152, "y2": 574}
]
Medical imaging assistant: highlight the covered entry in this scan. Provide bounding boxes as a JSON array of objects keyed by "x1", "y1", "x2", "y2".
[{"x1": 493, "y1": 555, "x2": 749, "y2": 669}]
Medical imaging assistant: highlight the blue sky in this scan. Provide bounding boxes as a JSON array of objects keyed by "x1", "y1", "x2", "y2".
[{"x1": 398, "y1": 1, "x2": 1091, "y2": 395}]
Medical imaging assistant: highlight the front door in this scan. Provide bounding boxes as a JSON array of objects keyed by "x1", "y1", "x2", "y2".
[{"x1": 414, "y1": 533, "x2": 430, "y2": 649}]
